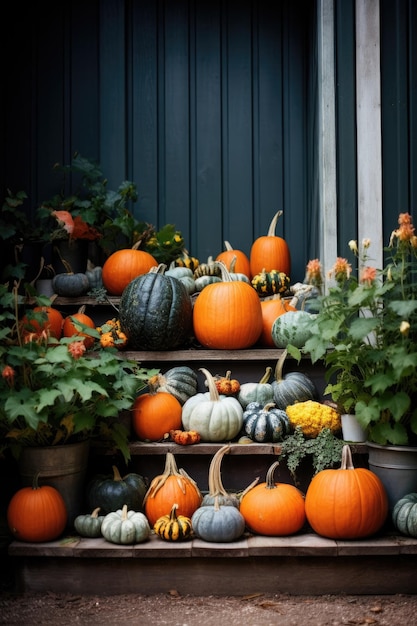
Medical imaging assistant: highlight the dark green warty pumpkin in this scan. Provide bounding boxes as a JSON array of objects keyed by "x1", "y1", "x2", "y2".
[
  {"x1": 86, "y1": 465, "x2": 148, "y2": 514},
  {"x1": 242, "y1": 401, "x2": 291, "y2": 443},
  {"x1": 119, "y1": 271, "x2": 193, "y2": 350}
]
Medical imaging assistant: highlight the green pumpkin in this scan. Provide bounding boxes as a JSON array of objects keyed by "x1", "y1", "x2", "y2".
[
  {"x1": 52, "y1": 272, "x2": 90, "y2": 297},
  {"x1": 194, "y1": 275, "x2": 222, "y2": 292},
  {"x1": 191, "y1": 495, "x2": 246, "y2": 542},
  {"x1": 85, "y1": 266, "x2": 103, "y2": 290},
  {"x1": 392, "y1": 493, "x2": 417, "y2": 537},
  {"x1": 148, "y1": 365, "x2": 198, "y2": 405},
  {"x1": 237, "y1": 367, "x2": 275, "y2": 409},
  {"x1": 101, "y1": 504, "x2": 151, "y2": 544},
  {"x1": 271, "y1": 351, "x2": 317, "y2": 410},
  {"x1": 86, "y1": 465, "x2": 148, "y2": 514},
  {"x1": 119, "y1": 267, "x2": 193, "y2": 350},
  {"x1": 242, "y1": 401, "x2": 291, "y2": 443},
  {"x1": 271, "y1": 310, "x2": 315, "y2": 349},
  {"x1": 165, "y1": 266, "x2": 196, "y2": 294},
  {"x1": 74, "y1": 507, "x2": 105, "y2": 538}
]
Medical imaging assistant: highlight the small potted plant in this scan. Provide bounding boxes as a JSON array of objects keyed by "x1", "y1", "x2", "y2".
[
  {"x1": 0, "y1": 280, "x2": 157, "y2": 522},
  {"x1": 288, "y1": 212, "x2": 417, "y2": 508}
]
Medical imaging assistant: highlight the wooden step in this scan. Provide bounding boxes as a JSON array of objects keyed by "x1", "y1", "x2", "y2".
[{"x1": 9, "y1": 531, "x2": 417, "y2": 597}]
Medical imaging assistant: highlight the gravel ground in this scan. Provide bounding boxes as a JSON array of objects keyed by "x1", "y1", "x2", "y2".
[{"x1": 1, "y1": 591, "x2": 417, "y2": 625}]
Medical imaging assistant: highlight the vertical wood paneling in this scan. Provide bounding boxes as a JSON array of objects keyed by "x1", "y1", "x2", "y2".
[
  {"x1": 99, "y1": 0, "x2": 127, "y2": 186},
  {"x1": 192, "y1": 2, "x2": 222, "y2": 259},
  {"x1": 131, "y1": 0, "x2": 159, "y2": 226}
]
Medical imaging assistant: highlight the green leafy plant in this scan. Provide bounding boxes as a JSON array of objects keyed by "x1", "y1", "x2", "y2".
[
  {"x1": 278, "y1": 427, "x2": 344, "y2": 485},
  {"x1": 289, "y1": 212, "x2": 417, "y2": 446},
  {"x1": 0, "y1": 282, "x2": 158, "y2": 462}
]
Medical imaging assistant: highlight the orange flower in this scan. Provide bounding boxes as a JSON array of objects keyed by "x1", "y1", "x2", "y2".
[
  {"x1": 329, "y1": 257, "x2": 352, "y2": 282},
  {"x1": 71, "y1": 216, "x2": 101, "y2": 241},
  {"x1": 360, "y1": 266, "x2": 377, "y2": 286},
  {"x1": 305, "y1": 259, "x2": 323, "y2": 286},
  {"x1": 52, "y1": 210, "x2": 74, "y2": 235},
  {"x1": 68, "y1": 340, "x2": 86, "y2": 359},
  {"x1": 2, "y1": 365, "x2": 15, "y2": 387}
]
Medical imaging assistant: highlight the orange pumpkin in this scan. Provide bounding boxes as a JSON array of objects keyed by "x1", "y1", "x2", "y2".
[
  {"x1": 21, "y1": 306, "x2": 64, "y2": 340},
  {"x1": 132, "y1": 391, "x2": 183, "y2": 441},
  {"x1": 7, "y1": 473, "x2": 68, "y2": 542},
  {"x1": 259, "y1": 296, "x2": 297, "y2": 347},
  {"x1": 304, "y1": 445, "x2": 388, "y2": 539},
  {"x1": 143, "y1": 452, "x2": 203, "y2": 526},
  {"x1": 193, "y1": 262, "x2": 263, "y2": 349},
  {"x1": 240, "y1": 460, "x2": 306, "y2": 536},
  {"x1": 102, "y1": 246, "x2": 157, "y2": 295},
  {"x1": 215, "y1": 241, "x2": 251, "y2": 278},
  {"x1": 250, "y1": 210, "x2": 291, "y2": 278},
  {"x1": 62, "y1": 306, "x2": 96, "y2": 348}
]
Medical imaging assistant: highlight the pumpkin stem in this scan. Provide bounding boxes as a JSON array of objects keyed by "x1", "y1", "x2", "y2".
[
  {"x1": 267, "y1": 210, "x2": 283, "y2": 237},
  {"x1": 229, "y1": 256, "x2": 237, "y2": 273},
  {"x1": 224, "y1": 241, "x2": 233, "y2": 251},
  {"x1": 259, "y1": 366, "x2": 272, "y2": 384},
  {"x1": 91, "y1": 507, "x2": 101, "y2": 518},
  {"x1": 274, "y1": 350, "x2": 288, "y2": 382},
  {"x1": 121, "y1": 504, "x2": 128, "y2": 520},
  {"x1": 214, "y1": 261, "x2": 233, "y2": 282},
  {"x1": 340, "y1": 445, "x2": 355, "y2": 470},
  {"x1": 207, "y1": 445, "x2": 231, "y2": 497},
  {"x1": 150, "y1": 263, "x2": 167, "y2": 274},
  {"x1": 143, "y1": 452, "x2": 201, "y2": 504},
  {"x1": 265, "y1": 461, "x2": 280, "y2": 490},
  {"x1": 199, "y1": 367, "x2": 220, "y2": 402},
  {"x1": 263, "y1": 402, "x2": 276, "y2": 412},
  {"x1": 238, "y1": 476, "x2": 260, "y2": 499},
  {"x1": 32, "y1": 472, "x2": 41, "y2": 490},
  {"x1": 112, "y1": 465, "x2": 123, "y2": 482}
]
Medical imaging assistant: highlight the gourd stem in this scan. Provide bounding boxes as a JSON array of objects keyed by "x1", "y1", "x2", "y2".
[
  {"x1": 274, "y1": 350, "x2": 288, "y2": 382},
  {"x1": 341, "y1": 445, "x2": 355, "y2": 470},
  {"x1": 91, "y1": 507, "x2": 101, "y2": 518},
  {"x1": 263, "y1": 402, "x2": 276, "y2": 412},
  {"x1": 143, "y1": 452, "x2": 201, "y2": 504},
  {"x1": 224, "y1": 241, "x2": 233, "y2": 251},
  {"x1": 200, "y1": 367, "x2": 220, "y2": 402},
  {"x1": 259, "y1": 366, "x2": 272, "y2": 384},
  {"x1": 121, "y1": 504, "x2": 128, "y2": 520},
  {"x1": 267, "y1": 210, "x2": 283, "y2": 237},
  {"x1": 214, "y1": 260, "x2": 233, "y2": 282},
  {"x1": 170, "y1": 503, "x2": 179, "y2": 521}
]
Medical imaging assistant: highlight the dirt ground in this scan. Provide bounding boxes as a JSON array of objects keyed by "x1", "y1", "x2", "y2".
[{"x1": 0, "y1": 591, "x2": 416, "y2": 625}]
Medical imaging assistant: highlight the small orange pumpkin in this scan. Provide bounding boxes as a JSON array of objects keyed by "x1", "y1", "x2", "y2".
[
  {"x1": 102, "y1": 245, "x2": 157, "y2": 295},
  {"x1": 132, "y1": 391, "x2": 183, "y2": 441},
  {"x1": 7, "y1": 473, "x2": 67, "y2": 542},
  {"x1": 21, "y1": 306, "x2": 64, "y2": 340},
  {"x1": 169, "y1": 429, "x2": 201, "y2": 445},
  {"x1": 62, "y1": 306, "x2": 96, "y2": 348},
  {"x1": 259, "y1": 295, "x2": 297, "y2": 347},
  {"x1": 249, "y1": 210, "x2": 291, "y2": 279},
  {"x1": 305, "y1": 445, "x2": 388, "y2": 539},
  {"x1": 215, "y1": 241, "x2": 251, "y2": 278},
  {"x1": 143, "y1": 452, "x2": 202, "y2": 526},
  {"x1": 240, "y1": 460, "x2": 306, "y2": 536}
]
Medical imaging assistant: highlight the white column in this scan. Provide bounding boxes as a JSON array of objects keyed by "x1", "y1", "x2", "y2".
[
  {"x1": 356, "y1": 0, "x2": 383, "y2": 269},
  {"x1": 317, "y1": 0, "x2": 338, "y2": 286}
]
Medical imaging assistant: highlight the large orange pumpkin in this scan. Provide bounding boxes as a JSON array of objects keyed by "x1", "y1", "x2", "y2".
[
  {"x1": 7, "y1": 473, "x2": 68, "y2": 542},
  {"x1": 215, "y1": 241, "x2": 251, "y2": 278},
  {"x1": 21, "y1": 306, "x2": 64, "y2": 340},
  {"x1": 143, "y1": 452, "x2": 203, "y2": 526},
  {"x1": 193, "y1": 262, "x2": 263, "y2": 349},
  {"x1": 249, "y1": 210, "x2": 291, "y2": 278},
  {"x1": 62, "y1": 306, "x2": 96, "y2": 348},
  {"x1": 240, "y1": 461, "x2": 306, "y2": 536},
  {"x1": 102, "y1": 246, "x2": 157, "y2": 295},
  {"x1": 132, "y1": 391, "x2": 183, "y2": 441},
  {"x1": 259, "y1": 296, "x2": 297, "y2": 347},
  {"x1": 305, "y1": 445, "x2": 388, "y2": 539}
]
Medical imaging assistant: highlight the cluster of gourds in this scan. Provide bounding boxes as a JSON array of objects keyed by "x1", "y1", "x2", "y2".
[
  {"x1": 13, "y1": 442, "x2": 415, "y2": 545},
  {"x1": 130, "y1": 352, "x2": 343, "y2": 445}
]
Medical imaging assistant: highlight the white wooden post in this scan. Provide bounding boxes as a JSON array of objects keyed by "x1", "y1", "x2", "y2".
[
  {"x1": 356, "y1": 0, "x2": 383, "y2": 269},
  {"x1": 317, "y1": 0, "x2": 338, "y2": 286}
]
